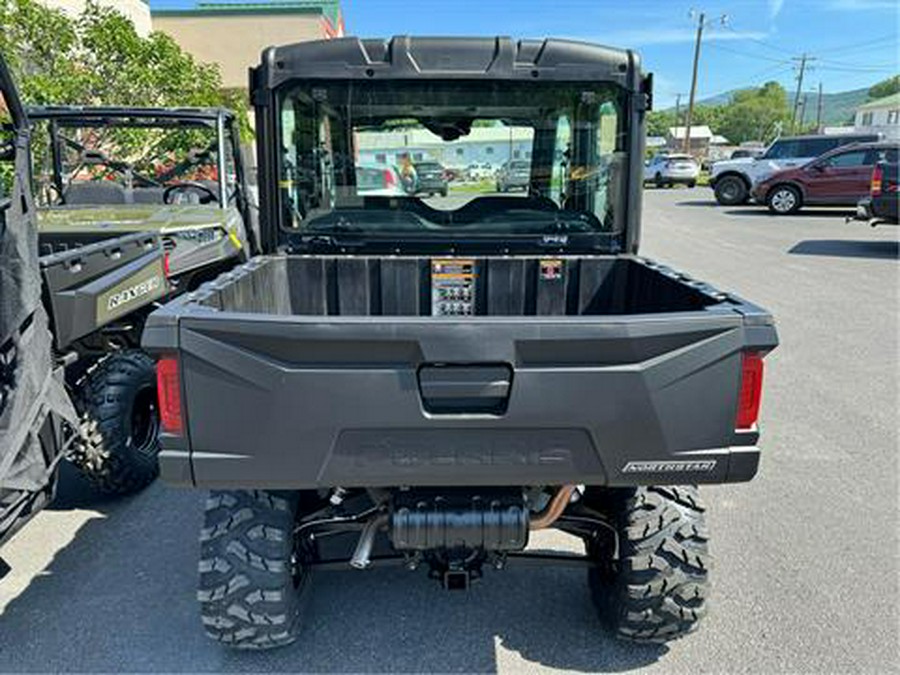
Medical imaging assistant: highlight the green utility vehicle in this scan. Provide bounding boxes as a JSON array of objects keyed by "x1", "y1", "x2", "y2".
[{"x1": 26, "y1": 107, "x2": 254, "y2": 494}]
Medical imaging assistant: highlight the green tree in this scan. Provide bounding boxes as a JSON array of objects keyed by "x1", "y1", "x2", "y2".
[
  {"x1": 718, "y1": 82, "x2": 790, "y2": 144},
  {"x1": 868, "y1": 75, "x2": 900, "y2": 101},
  {"x1": 647, "y1": 110, "x2": 676, "y2": 137},
  {"x1": 0, "y1": 0, "x2": 249, "y2": 134}
]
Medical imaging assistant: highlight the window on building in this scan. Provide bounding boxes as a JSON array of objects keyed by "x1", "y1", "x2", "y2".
[
  {"x1": 513, "y1": 149, "x2": 521, "y2": 159},
  {"x1": 456, "y1": 148, "x2": 464, "y2": 156},
  {"x1": 485, "y1": 146, "x2": 494, "y2": 155},
  {"x1": 888, "y1": 110, "x2": 899, "y2": 125},
  {"x1": 861, "y1": 112, "x2": 874, "y2": 126},
  {"x1": 414, "y1": 152, "x2": 424, "y2": 161},
  {"x1": 375, "y1": 153, "x2": 386, "y2": 164}
]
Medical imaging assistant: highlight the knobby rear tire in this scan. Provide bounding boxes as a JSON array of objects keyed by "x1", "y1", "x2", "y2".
[
  {"x1": 198, "y1": 490, "x2": 308, "y2": 650},
  {"x1": 586, "y1": 485, "x2": 710, "y2": 643},
  {"x1": 72, "y1": 350, "x2": 160, "y2": 495}
]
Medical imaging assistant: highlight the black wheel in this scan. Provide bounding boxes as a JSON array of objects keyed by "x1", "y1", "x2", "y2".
[
  {"x1": 585, "y1": 485, "x2": 710, "y2": 643},
  {"x1": 72, "y1": 350, "x2": 160, "y2": 495},
  {"x1": 441, "y1": 187, "x2": 448, "y2": 197},
  {"x1": 766, "y1": 184, "x2": 802, "y2": 215},
  {"x1": 199, "y1": 490, "x2": 309, "y2": 650},
  {"x1": 654, "y1": 173, "x2": 665, "y2": 188},
  {"x1": 687, "y1": 180, "x2": 696, "y2": 189},
  {"x1": 713, "y1": 175, "x2": 749, "y2": 205}
]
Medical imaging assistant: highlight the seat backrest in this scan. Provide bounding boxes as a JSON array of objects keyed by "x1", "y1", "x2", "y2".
[
  {"x1": 131, "y1": 187, "x2": 166, "y2": 204},
  {"x1": 64, "y1": 181, "x2": 128, "y2": 205}
]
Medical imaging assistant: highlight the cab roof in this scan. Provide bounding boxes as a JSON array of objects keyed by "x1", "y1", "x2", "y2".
[{"x1": 254, "y1": 36, "x2": 640, "y2": 92}]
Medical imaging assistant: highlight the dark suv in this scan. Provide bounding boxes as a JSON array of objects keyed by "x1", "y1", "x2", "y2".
[
  {"x1": 753, "y1": 142, "x2": 899, "y2": 214},
  {"x1": 413, "y1": 161, "x2": 449, "y2": 197}
]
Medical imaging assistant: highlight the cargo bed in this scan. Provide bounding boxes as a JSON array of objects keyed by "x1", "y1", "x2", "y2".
[{"x1": 143, "y1": 254, "x2": 777, "y2": 489}]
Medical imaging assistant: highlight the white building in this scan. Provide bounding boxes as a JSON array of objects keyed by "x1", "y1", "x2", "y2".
[
  {"x1": 854, "y1": 93, "x2": 900, "y2": 140},
  {"x1": 36, "y1": 0, "x2": 152, "y2": 36},
  {"x1": 357, "y1": 127, "x2": 535, "y2": 169}
]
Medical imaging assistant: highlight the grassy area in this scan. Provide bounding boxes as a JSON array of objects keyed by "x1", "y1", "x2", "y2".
[{"x1": 449, "y1": 179, "x2": 495, "y2": 194}]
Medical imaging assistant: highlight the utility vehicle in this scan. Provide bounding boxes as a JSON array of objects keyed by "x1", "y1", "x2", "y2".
[
  {"x1": 144, "y1": 36, "x2": 779, "y2": 649},
  {"x1": 0, "y1": 54, "x2": 75, "y2": 550},
  {"x1": 27, "y1": 107, "x2": 254, "y2": 494}
]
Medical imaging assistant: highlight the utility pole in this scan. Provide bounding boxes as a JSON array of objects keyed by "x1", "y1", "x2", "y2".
[
  {"x1": 675, "y1": 93, "x2": 684, "y2": 125},
  {"x1": 798, "y1": 93, "x2": 808, "y2": 130},
  {"x1": 815, "y1": 82, "x2": 824, "y2": 131},
  {"x1": 683, "y1": 13, "x2": 705, "y2": 154},
  {"x1": 790, "y1": 54, "x2": 815, "y2": 132}
]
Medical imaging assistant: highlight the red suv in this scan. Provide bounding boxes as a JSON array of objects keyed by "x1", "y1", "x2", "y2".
[{"x1": 753, "y1": 142, "x2": 899, "y2": 214}]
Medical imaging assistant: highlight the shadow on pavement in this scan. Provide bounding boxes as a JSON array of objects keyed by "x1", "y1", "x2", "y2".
[
  {"x1": 724, "y1": 207, "x2": 855, "y2": 218},
  {"x1": 0, "y1": 470, "x2": 667, "y2": 673},
  {"x1": 789, "y1": 239, "x2": 899, "y2": 260},
  {"x1": 675, "y1": 199, "x2": 718, "y2": 207}
]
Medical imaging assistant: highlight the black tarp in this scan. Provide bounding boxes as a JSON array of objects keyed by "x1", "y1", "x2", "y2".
[{"x1": 0, "y1": 55, "x2": 76, "y2": 547}]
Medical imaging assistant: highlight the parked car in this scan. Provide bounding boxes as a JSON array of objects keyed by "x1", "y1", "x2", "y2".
[
  {"x1": 752, "y1": 142, "x2": 898, "y2": 215},
  {"x1": 413, "y1": 161, "x2": 449, "y2": 197},
  {"x1": 466, "y1": 162, "x2": 494, "y2": 180},
  {"x1": 644, "y1": 153, "x2": 700, "y2": 188},
  {"x1": 854, "y1": 159, "x2": 899, "y2": 225},
  {"x1": 495, "y1": 159, "x2": 531, "y2": 192},
  {"x1": 144, "y1": 35, "x2": 777, "y2": 650},
  {"x1": 356, "y1": 163, "x2": 407, "y2": 196},
  {"x1": 710, "y1": 132, "x2": 882, "y2": 205},
  {"x1": 730, "y1": 147, "x2": 765, "y2": 160}
]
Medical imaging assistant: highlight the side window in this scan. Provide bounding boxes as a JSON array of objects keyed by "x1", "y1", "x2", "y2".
[
  {"x1": 766, "y1": 140, "x2": 797, "y2": 159},
  {"x1": 798, "y1": 138, "x2": 837, "y2": 158},
  {"x1": 823, "y1": 150, "x2": 868, "y2": 168}
]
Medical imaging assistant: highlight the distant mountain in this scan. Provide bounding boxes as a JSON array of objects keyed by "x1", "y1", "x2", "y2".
[{"x1": 676, "y1": 86, "x2": 871, "y2": 126}]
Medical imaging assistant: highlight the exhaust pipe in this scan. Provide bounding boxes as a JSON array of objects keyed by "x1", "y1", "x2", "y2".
[
  {"x1": 530, "y1": 485, "x2": 576, "y2": 530},
  {"x1": 350, "y1": 514, "x2": 388, "y2": 570}
]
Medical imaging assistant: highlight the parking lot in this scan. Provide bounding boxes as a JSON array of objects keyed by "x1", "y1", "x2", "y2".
[{"x1": 0, "y1": 187, "x2": 897, "y2": 673}]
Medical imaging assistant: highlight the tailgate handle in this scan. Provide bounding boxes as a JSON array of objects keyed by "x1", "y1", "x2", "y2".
[{"x1": 418, "y1": 364, "x2": 513, "y2": 415}]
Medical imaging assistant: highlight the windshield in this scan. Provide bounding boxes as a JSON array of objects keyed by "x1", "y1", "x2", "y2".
[
  {"x1": 31, "y1": 115, "x2": 239, "y2": 210},
  {"x1": 277, "y1": 80, "x2": 627, "y2": 240}
]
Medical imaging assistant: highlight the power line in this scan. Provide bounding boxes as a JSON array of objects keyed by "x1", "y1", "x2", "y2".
[
  {"x1": 816, "y1": 34, "x2": 899, "y2": 56},
  {"x1": 704, "y1": 41, "x2": 793, "y2": 64}
]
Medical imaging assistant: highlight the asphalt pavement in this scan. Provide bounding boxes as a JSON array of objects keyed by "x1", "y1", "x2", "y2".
[{"x1": 0, "y1": 188, "x2": 897, "y2": 673}]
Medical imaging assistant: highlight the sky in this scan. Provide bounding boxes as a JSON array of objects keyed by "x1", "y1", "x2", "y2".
[{"x1": 149, "y1": 0, "x2": 899, "y2": 108}]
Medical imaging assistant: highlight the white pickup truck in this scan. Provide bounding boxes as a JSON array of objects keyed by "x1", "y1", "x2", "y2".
[{"x1": 710, "y1": 132, "x2": 881, "y2": 205}]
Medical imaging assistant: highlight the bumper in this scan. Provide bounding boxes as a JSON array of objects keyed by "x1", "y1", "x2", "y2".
[
  {"x1": 417, "y1": 179, "x2": 447, "y2": 192},
  {"x1": 160, "y1": 442, "x2": 761, "y2": 489}
]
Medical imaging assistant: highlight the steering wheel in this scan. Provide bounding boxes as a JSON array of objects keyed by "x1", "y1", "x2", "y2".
[{"x1": 163, "y1": 181, "x2": 219, "y2": 205}]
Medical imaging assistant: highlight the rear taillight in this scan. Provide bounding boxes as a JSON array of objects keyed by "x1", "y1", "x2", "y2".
[
  {"x1": 736, "y1": 352, "x2": 765, "y2": 430},
  {"x1": 384, "y1": 169, "x2": 397, "y2": 187},
  {"x1": 163, "y1": 252, "x2": 171, "y2": 278},
  {"x1": 871, "y1": 164, "x2": 883, "y2": 197},
  {"x1": 156, "y1": 357, "x2": 183, "y2": 435}
]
